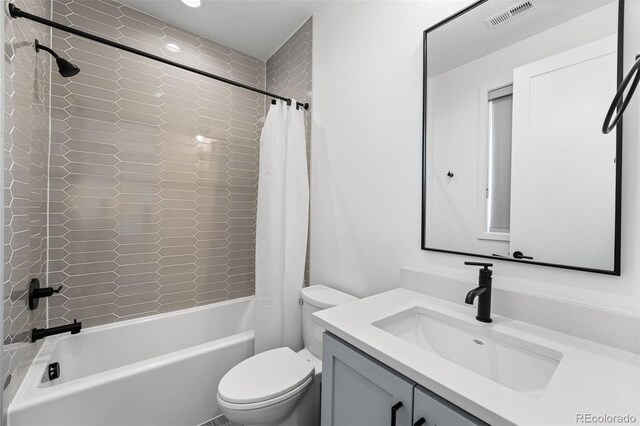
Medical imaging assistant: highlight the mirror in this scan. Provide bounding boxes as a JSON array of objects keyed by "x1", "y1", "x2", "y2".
[{"x1": 422, "y1": 0, "x2": 623, "y2": 274}]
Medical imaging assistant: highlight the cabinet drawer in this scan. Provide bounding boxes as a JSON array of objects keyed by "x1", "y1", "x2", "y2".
[{"x1": 413, "y1": 385, "x2": 488, "y2": 426}]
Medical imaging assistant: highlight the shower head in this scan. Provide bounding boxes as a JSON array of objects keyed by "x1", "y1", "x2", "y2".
[
  {"x1": 55, "y1": 56, "x2": 80, "y2": 78},
  {"x1": 34, "y1": 39, "x2": 80, "y2": 77}
]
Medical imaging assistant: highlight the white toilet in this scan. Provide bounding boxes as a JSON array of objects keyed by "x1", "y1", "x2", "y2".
[{"x1": 217, "y1": 285, "x2": 357, "y2": 426}]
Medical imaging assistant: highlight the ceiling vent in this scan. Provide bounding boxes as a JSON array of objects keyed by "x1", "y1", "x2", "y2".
[{"x1": 485, "y1": 1, "x2": 535, "y2": 29}]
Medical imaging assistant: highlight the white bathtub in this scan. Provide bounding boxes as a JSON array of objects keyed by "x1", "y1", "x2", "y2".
[{"x1": 8, "y1": 297, "x2": 255, "y2": 426}]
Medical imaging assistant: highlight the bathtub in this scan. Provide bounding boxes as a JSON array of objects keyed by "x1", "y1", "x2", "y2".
[{"x1": 8, "y1": 297, "x2": 255, "y2": 426}]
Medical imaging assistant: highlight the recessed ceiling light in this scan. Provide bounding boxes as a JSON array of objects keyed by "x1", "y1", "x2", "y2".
[
  {"x1": 180, "y1": 0, "x2": 201, "y2": 8},
  {"x1": 165, "y1": 43, "x2": 180, "y2": 53}
]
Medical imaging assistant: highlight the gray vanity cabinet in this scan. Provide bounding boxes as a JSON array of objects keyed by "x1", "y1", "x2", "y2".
[
  {"x1": 322, "y1": 333, "x2": 414, "y2": 426},
  {"x1": 322, "y1": 333, "x2": 489, "y2": 426}
]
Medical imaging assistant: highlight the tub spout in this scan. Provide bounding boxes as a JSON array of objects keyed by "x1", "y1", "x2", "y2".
[{"x1": 31, "y1": 319, "x2": 82, "y2": 343}]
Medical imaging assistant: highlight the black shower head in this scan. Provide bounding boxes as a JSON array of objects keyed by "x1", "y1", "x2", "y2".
[
  {"x1": 55, "y1": 57, "x2": 80, "y2": 77},
  {"x1": 34, "y1": 39, "x2": 80, "y2": 78}
]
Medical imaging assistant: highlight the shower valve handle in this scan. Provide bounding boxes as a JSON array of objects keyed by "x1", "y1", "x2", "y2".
[
  {"x1": 28, "y1": 278, "x2": 63, "y2": 310},
  {"x1": 35, "y1": 285, "x2": 62, "y2": 297}
]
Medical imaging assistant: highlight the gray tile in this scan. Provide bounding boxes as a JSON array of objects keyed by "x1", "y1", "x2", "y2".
[
  {"x1": 265, "y1": 18, "x2": 312, "y2": 285},
  {"x1": 3, "y1": 0, "x2": 51, "y2": 409},
  {"x1": 200, "y1": 415, "x2": 242, "y2": 426}
]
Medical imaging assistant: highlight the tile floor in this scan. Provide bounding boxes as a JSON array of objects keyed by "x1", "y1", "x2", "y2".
[{"x1": 199, "y1": 415, "x2": 241, "y2": 426}]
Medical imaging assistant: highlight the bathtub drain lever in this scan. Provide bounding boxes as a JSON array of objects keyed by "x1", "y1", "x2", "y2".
[{"x1": 48, "y1": 362, "x2": 60, "y2": 381}]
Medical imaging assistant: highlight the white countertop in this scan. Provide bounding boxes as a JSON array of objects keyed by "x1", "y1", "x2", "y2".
[{"x1": 313, "y1": 288, "x2": 640, "y2": 426}]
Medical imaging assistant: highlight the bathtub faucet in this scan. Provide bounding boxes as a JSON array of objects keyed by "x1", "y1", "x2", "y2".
[{"x1": 31, "y1": 319, "x2": 82, "y2": 343}]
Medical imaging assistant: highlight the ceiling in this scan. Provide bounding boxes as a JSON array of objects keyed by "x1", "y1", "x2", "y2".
[
  {"x1": 117, "y1": 0, "x2": 317, "y2": 60},
  {"x1": 427, "y1": 0, "x2": 617, "y2": 76}
]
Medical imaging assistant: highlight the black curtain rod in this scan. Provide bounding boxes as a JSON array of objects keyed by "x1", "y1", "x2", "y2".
[{"x1": 7, "y1": 3, "x2": 310, "y2": 111}]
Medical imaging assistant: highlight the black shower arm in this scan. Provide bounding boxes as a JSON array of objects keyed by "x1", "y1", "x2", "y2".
[
  {"x1": 602, "y1": 53, "x2": 640, "y2": 134},
  {"x1": 34, "y1": 40, "x2": 60, "y2": 59}
]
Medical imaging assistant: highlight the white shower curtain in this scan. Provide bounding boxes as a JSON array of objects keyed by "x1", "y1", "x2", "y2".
[{"x1": 254, "y1": 100, "x2": 309, "y2": 354}]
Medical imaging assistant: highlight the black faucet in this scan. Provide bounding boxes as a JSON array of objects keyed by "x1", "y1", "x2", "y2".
[
  {"x1": 464, "y1": 262, "x2": 493, "y2": 323},
  {"x1": 31, "y1": 319, "x2": 82, "y2": 343}
]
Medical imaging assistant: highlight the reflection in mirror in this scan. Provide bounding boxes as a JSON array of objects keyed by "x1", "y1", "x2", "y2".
[{"x1": 422, "y1": 0, "x2": 622, "y2": 274}]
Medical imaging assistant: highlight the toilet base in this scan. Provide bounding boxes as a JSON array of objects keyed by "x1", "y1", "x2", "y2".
[
  {"x1": 239, "y1": 373, "x2": 320, "y2": 426},
  {"x1": 279, "y1": 373, "x2": 320, "y2": 426}
]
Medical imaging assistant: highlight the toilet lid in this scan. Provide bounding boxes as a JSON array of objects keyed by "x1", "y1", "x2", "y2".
[{"x1": 218, "y1": 347, "x2": 314, "y2": 404}]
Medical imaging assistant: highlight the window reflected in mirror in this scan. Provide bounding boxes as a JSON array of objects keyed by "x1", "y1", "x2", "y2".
[{"x1": 485, "y1": 85, "x2": 512, "y2": 238}]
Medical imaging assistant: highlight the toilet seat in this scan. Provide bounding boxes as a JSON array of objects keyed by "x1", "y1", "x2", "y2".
[{"x1": 217, "y1": 347, "x2": 315, "y2": 411}]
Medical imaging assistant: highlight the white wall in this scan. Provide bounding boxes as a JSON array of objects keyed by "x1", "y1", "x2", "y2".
[{"x1": 311, "y1": 0, "x2": 640, "y2": 315}]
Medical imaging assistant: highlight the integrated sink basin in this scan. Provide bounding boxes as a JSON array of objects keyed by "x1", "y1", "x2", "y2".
[{"x1": 373, "y1": 306, "x2": 563, "y2": 398}]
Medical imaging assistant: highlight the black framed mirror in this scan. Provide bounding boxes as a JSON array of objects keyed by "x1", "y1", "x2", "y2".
[{"x1": 421, "y1": 0, "x2": 624, "y2": 275}]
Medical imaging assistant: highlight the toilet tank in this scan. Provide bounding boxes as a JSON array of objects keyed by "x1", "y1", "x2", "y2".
[{"x1": 300, "y1": 285, "x2": 357, "y2": 359}]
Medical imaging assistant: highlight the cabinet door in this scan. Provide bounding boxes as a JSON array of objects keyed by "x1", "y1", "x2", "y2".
[
  {"x1": 412, "y1": 385, "x2": 488, "y2": 426},
  {"x1": 322, "y1": 333, "x2": 414, "y2": 426}
]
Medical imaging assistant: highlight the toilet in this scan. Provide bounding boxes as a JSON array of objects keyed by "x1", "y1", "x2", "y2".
[{"x1": 217, "y1": 285, "x2": 357, "y2": 426}]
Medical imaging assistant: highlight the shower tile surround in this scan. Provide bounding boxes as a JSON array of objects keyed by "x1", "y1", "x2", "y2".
[
  {"x1": 2, "y1": 0, "x2": 51, "y2": 411},
  {"x1": 266, "y1": 18, "x2": 313, "y2": 284},
  {"x1": 49, "y1": 1, "x2": 265, "y2": 326},
  {"x1": 46, "y1": 1, "x2": 313, "y2": 327},
  {"x1": 47, "y1": 0, "x2": 264, "y2": 327}
]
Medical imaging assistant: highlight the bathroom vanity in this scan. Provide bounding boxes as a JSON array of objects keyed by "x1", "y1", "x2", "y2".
[
  {"x1": 322, "y1": 332, "x2": 487, "y2": 426},
  {"x1": 314, "y1": 288, "x2": 640, "y2": 425}
]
